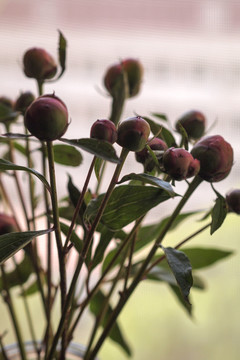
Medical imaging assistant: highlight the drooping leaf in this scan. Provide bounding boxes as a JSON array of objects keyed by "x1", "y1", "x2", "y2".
[
  {"x1": 60, "y1": 138, "x2": 120, "y2": 163},
  {"x1": 0, "y1": 158, "x2": 51, "y2": 192},
  {"x1": 211, "y1": 193, "x2": 228, "y2": 235},
  {"x1": 151, "y1": 112, "x2": 168, "y2": 122},
  {"x1": 90, "y1": 291, "x2": 131, "y2": 356},
  {"x1": 84, "y1": 185, "x2": 173, "y2": 231},
  {"x1": 0, "y1": 255, "x2": 34, "y2": 291},
  {"x1": 181, "y1": 247, "x2": 233, "y2": 269},
  {"x1": 161, "y1": 246, "x2": 193, "y2": 304},
  {"x1": 53, "y1": 144, "x2": 82, "y2": 167},
  {"x1": 57, "y1": 30, "x2": 67, "y2": 79},
  {"x1": 0, "y1": 229, "x2": 53, "y2": 265},
  {"x1": 118, "y1": 173, "x2": 175, "y2": 196}
]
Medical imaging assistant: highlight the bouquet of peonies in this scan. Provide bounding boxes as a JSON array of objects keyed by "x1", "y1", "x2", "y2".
[{"x1": 0, "y1": 32, "x2": 239, "y2": 360}]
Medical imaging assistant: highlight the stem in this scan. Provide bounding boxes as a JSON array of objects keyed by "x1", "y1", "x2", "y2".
[
  {"x1": 1, "y1": 265, "x2": 27, "y2": 360},
  {"x1": 87, "y1": 176, "x2": 203, "y2": 359},
  {"x1": 63, "y1": 156, "x2": 96, "y2": 251},
  {"x1": 46, "y1": 148, "x2": 129, "y2": 360}
]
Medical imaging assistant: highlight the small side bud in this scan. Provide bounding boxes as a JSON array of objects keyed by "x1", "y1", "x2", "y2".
[
  {"x1": 90, "y1": 119, "x2": 117, "y2": 144},
  {"x1": 23, "y1": 48, "x2": 57, "y2": 80},
  {"x1": 226, "y1": 189, "x2": 240, "y2": 214},
  {"x1": 117, "y1": 116, "x2": 150, "y2": 152},
  {"x1": 135, "y1": 137, "x2": 168, "y2": 172}
]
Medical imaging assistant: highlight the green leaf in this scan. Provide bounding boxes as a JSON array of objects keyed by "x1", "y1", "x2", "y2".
[
  {"x1": 0, "y1": 158, "x2": 51, "y2": 192},
  {"x1": 90, "y1": 291, "x2": 131, "y2": 356},
  {"x1": 94, "y1": 157, "x2": 104, "y2": 181},
  {"x1": 0, "y1": 229, "x2": 53, "y2": 264},
  {"x1": 84, "y1": 185, "x2": 173, "y2": 231},
  {"x1": 143, "y1": 117, "x2": 177, "y2": 147},
  {"x1": 161, "y1": 246, "x2": 193, "y2": 304},
  {"x1": 151, "y1": 112, "x2": 168, "y2": 122},
  {"x1": 57, "y1": 30, "x2": 67, "y2": 79},
  {"x1": 182, "y1": 247, "x2": 233, "y2": 269},
  {"x1": 67, "y1": 175, "x2": 86, "y2": 221},
  {"x1": 91, "y1": 225, "x2": 115, "y2": 269},
  {"x1": 60, "y1": 138, "x2": 120, "y2": 163},
  {"x1": 53, "y1": 144, "x2": 82, "y2": 167},
  {"x1": 176, "y1": 121, "x2": 189, "y2": 150},
  {"x1": 0, "y1": 255, "x2": 34, "y2": 291},
  {"x1": 0, "y1": 103, "x2": 18, "y2": 122},
  {"x1": 211, "y1": 193, "x2": 228, "y2": 235},
  {"x1": 118, "y1": 173, "x2": 176, "y2": 196}
]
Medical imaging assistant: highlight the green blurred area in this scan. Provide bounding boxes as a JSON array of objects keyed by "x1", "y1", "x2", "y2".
[{"x1": 0, "y1": 214, "x2": 239, "y2": 360}]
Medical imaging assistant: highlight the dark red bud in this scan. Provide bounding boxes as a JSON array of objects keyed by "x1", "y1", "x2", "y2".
[
  {"x1": 90, "y1": 119, "x2": 117, "y2": 144},
  {"x1": 191, "y1": 135, "x2": 233, "y2": 182},
  {"x1": 163, "y1": 147, "x2": 200, "y2": 181},
  {"x1": 117, "y1": 116, "x2": 150, "y2": 152},
  {"x1": 24, "y1": 94, "x2": 69, "y2": 141},
  {"x1": 23, "y1": 48, "x2": 57, "y2": 80},
  {"x1": 104, "y1": 58, "x2": 143, "y2": 98},
  {"x1": 14, "y1": 91, "x2": 35, "y2": 114},
  {"x1": 176, "y1": 110, "x2": 206, "y2": 140},
  {"x1": 226, "y1": 189, "x2": 240, "y2": 214},
  {"x1": 0, "y1": 214, "x2": 18, "y2": 235}
]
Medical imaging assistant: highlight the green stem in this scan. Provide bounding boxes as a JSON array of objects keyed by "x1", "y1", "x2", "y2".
[
  {"x1": 1, "y1": 265, "x2": 27, "y2": 360},
  {"x1": 46, "y1": 148, "x2": 129, "y2": 360},
  {"x1": 87, "y1": 176, "x2": 203, "y2": 359}
]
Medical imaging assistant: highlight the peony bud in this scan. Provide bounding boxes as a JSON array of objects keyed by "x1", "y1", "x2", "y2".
[
  {"x1": 104, "y1": 58, "x2": 143, "y2": 98},
  {"x1": 0, "y1": 214, "x2": 18, "y2": 235},
  {"x1": 117, "y1": 116, "x2": 150, "y2": 152},
  {"x1": 135, "y1": 137, "x2": 168, "y2": 172},
  {"x1": 176, "y1": 110, "x2": 206, "y2": 140},
  {"x1": 14, "y1": 91, "x2": 35, "y2": 114},
  {"x1": 90, "y1": 119, "x2": 117, "y2": 144},
  {"x1": 23, "y1": 48, "x2": 57, "y2": 80},
  {"x1": 163, "y1": 147, "x2": 200, "y2": 181},
  {"x1": 226, "y1": 189, "x2": 240, "y2": 214},
  {"x1": 191, "y1": 135, "x2": 233, "y2": 182},
  {"x1": 24, "y1": 94, "x2": 69, "y2": 141}
]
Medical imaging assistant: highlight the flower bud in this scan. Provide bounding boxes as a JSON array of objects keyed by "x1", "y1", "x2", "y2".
[
  {"x1": 14, "y1": 91, "x2": 35, "y2": 114},
  {"x1": 226, "y1": 189, "x2": 240, "y2": 214},
  {"x1": 0, "y1": 214, "x2": 18, "y2": 235},
  {"x1": 24, "y1": 94, "x2": 69, "y2": 141},
  {"x1": 191, "y1": 135, "x2": 233, "y2": 182},
  {"x1": 23, "y1": 48, "x2": 57, "y2": 80},
  {"x1": 176, "y1": 110, "x2": 206, "y2": 139},
  {"x1": 117, "y1": 116, "x2": 150, "y2": 152},
  {"x1": 163, "y1": 147, "x2": 200, "y2": 181},
  {"x1": 90, "y1": 119, "x2": 117, "y2": 144},
  {"x1": 135, "y1": 137, "x2": 168, "y2": 171},
  {"x1": 104, "y1": 58, "x2": 143, "y2": 98}
]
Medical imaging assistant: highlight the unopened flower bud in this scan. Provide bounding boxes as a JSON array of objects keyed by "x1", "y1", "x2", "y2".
[
  {"x1": 135, "y1": 137, "x2": 168, "y2": 171},
  {"x1": 90, "y1": 119, "x2": 117, "y2": 144},
  {"x1": 176, "y1": 110, "x2": 206, "y2": 139},
  {"x1": 104, "y1": 58, "x2": 143, "y2": 98},
  {"x1": 117, "y1": 116, "x2": 150, "y2": 152},
  {"x1": 23, "y1": 48, "x2": 57, "y2": 80},
  {"x1": 191, "y1": 135, "x2": 233, "y2": 182},
  {"x1": 226, "y1": 189, "x2": 240, "y2": 214},
  {"x1": 0, "y1": 214, "x2": 18, "y2": 235},
  {"x1": 24, "y1": 94, "x2": 69, "y2": 141},
  {"x1": 15, "y1": 91, "x2": 35, "y2": 114},
  {"x1": 163, "y1": 147, "x2": 200, "y2": 181}
]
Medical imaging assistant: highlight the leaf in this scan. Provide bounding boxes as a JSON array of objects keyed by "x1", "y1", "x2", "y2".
[
  {"x1": 143, "y1": 117, "x2": 177, "y2": 147},
  {"x1": 91, "y1": 225, "x2": 115, "y2": 269},
  {"x1": 118, "y1": 173, "x2": 176, "y2": 196},
  {"x1": 176, "y1": 121, "x2": 189, "y2": 150},
  {"x1": 67, "y1": 175, "x2": 86, "y2": 220},
  {"x1": 53, "y1": 144, "x2": 82, "y2": 167},
  {"x1": 0, "y1": 229, "x2": 53, "y2": 264},
  {"x1": 181, "y1": 247, "x2": 233, "y2": 269},
  {"x1": 211, "y1": 194, "x2": 228, "y2": 235},
  {"x1": 0, "y1": 255, "x2": 34, "y2": 291},
  {"x1": 59, "y1": 222, "x2": 83, "y2": 253},
  {"x1": 151, "y1": 112, "x2": 168, "y2": 122},
  {"x1": 94, "y1": 157, "x2": 104, "y2": 181},
  {"x1": 84, "y1": 185, "x2": 173, "y2": 231},
  {"x1": 0, "y1": 103, "x2": 18, "y2": 122},
  {"x1": 161, "y1": 246, "x2": 193, "y2": 304},
  {"x1": 0, "y1": 158, "x2": 51, "y2": 192},
  {"x1": 57, "y1": 30, "x2": 67, "y2": 79},
  {"x1": 90, "y1": 291, "x2": 131, "y2": 356},
  {"x1": 60, "y1": 138, "x2": 120, "y2": 163}
]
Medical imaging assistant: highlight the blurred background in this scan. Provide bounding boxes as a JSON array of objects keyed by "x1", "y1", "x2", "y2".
[{"x1": 0, "y1": 0, "x2": 240, "y2": 359}]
